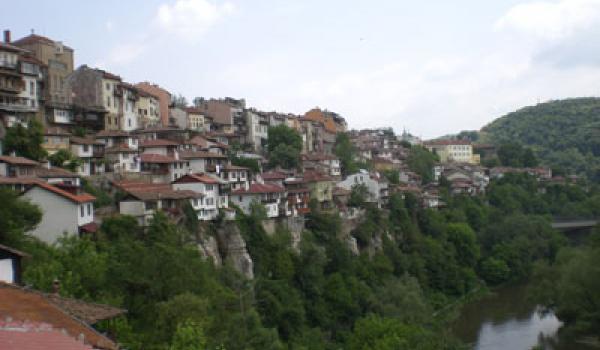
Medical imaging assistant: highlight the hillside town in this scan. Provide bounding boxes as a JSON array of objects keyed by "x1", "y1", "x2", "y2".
[
  {"x1": 0, "y1": 24, "x2": 597, "y2": 350},
  {"x1": 0, "y1": 29, "x2": 570, "y2": 246}
]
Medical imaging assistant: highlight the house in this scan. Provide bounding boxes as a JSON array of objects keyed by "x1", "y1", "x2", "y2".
[
  {"x1": 197, "y1": 98, "x2": 245, "y2": 134},
  {"x1": 337, "y1": 170, "x2": 389, "y2": 208},
  {"x1": 185, "y1": 107, "x2": 209, "y2": 132},
  {"x1": 115, "y1": 181, "x2": 202, "y2": 226},
  {"x1": 12, "y1": 31, "x2": 74, "y2": 125},
  {"x1": 0, "y1": 39, "x2": 34, "y2": 127},
  {"x1": 303, "y1": 170, "x2": 335, "y2": 210},
  {"x1": 95, "y1": 130, "x2": 138, "y2": 151},
  {"x1": 230, "y1": 183, "x2": 286, "y2": 218},
  {"x1": 70, "y1": 136, "x2": 99, "y2": 176},
  {"x1": 169, "y1": 106, "x2": 188, "y2": 129},
  {"x1": 135, "y1": 82, "x2": 171, "y2": 126},
  {"x1": 118, "y1": 82, "x2": 139, "y2": 131},
  {"x1": 17, "y1": 54, "x2": 44, "y2": 118},
  {"x1": 0, "y1": 155, "x2": 38, "y2": 177},
  {"x1": 0, "y1": 244, "x2": 27, "y2": 285},
  {"x1": 260, "y1": 170, "x2": 288, "y2": 187},
  {"x1": 246, "y1": 109, "x2": 269, "y2": 152},
  {"x1": 137, "y1": 89, "x2": 160, "y2": 127},
  {"x1": 424, "y1": 139, "x2": 480, "y2": 164},
  {"x1": 33, "y1": 165, "x2": 81, "y2": 187},
  {"x1": 43, "y1": 127, "x2": 71, "y2": 155},
  {"x1": 0, "y1": 282, "x2": 124, "y2": 350},
  {"x1": 139, "y1": 138, "x2": 179, "y2": 156},
  {"x1": 213, "y1": 164, "x2": 250, "y2": 191},
  {"x1": 105, "y1": 144, "x2": 140, "y2": 173},
  {"x1": 284, "y1": 177, "x2": 311, "y2": 216},
  {"x1": 23, "y1": 181, "x2": 96, "y2": 243},
  {"x1": 302, "y1": 153, "x2": 341, "y2": 177},
  {"x1": 140, "y1": 153, "x2": 188, "y2": 182},
  {"x1": 179, "y1": 150, "x2": 228, "y2": 174},
  {"x1": 134, "y1": 125, "x2": 189, "y2": 142},
  {"x1": 172, "y1": 173, "x2": 224, "y2": 220}
]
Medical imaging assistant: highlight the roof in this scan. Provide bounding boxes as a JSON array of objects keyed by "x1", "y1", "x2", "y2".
[
  {"x1": 19, "y1": 54, "x2": 46, "y2": 67},
  {"x1": 12, "y1": 34, "x2": 73, "y2": 50},
  {"x1": 221, "y1": 164, "x2": 249, "y2": 171},
  {"x1": 0, "y1": 321, "x2": 94, "y2": 350},
  {"x1": 79, "y1": 222, "x2": 99, "y2": 234},
  {"x1": 424, "y1": 139, "x2": 471, "y2": 146},
  {"x1": 104, "y1": 144, "x2": 137, "y2": 153},
  {"x1": 0, "y1": 176, "x2": 40, "y2": 185},
  {"x1": 179, "y1": 151, "x2": 227, "y2": 160},
  {"x1": 261, "y1": 171, "x2": 288, "y2": 180},
  {"x1": 26, "y1": 182, "x2": 95, "y2": 204},
  {"x1": 44, "y1": 294, "x2": 124, "y2": 325},
  {"x1": 0, "y1": 156, "x2": 38, "y2": 166},
  {"x1": 0, "y1": 283, "x2": 118, "y2": 350},
  {"x1": 70, "y1": 137, "x2": 100, "y2": 145},
  {"x1": 0, "y1": 244, "x2": 28, "y2": 257},
  {"x1": 95, "y1": 130, "x2": 130, "y2": 138},
  {"x1": 232, "y1": 183, "x2": 285, "y2": 195},
  {"x1": 101, "y1": 71, "x2": 121, "y2": 81},
  {"x1": 33, "y1": 166, "x2": 80, "y2": 178},
  {"x1": 302, "y1": 170, "x2": 333, "y2": 182},
  {"x1": 172, "y1": 173, "x2": 219, "y2": 185},
  {"x1": 140, "y1": 153, "x2": 177, "y2": 163},
  {"x1": 127, "y1": 189, "x2": 202, "y2": 201},
  {"x1": 333, "y1": 187, "x2": 352, "y2": 196},
  {"x1": 0, "y1": 41, "x2": 28, "y2": 53},
  {"x1": 114, "y1": 181, "x2": 202, "y2": 200},
  {"x1": 139, "y1": 139, "x2": 179, "y2": 148}
]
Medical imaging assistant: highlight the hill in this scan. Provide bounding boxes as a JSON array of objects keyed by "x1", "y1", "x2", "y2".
[{"x1": 481, "y1": 97, "x2": 600, "y2": 181}]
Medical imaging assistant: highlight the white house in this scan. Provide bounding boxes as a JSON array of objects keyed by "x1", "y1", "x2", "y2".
[
  {"x1": 302, "y1": 153, "x2": 342, "y2": 177},
  {"x1": 214, "y1": 164, "x2": 250, "y2": 191},
  {"x1": 95, "y1": 130, "x2": 138, "y2": 150},
  {"x1": 172, "y1": 174, "x2": 223, "y2": 220},
  {"x1": 337, "y1": 170, "x2": 389, "y2": 208},
  {"x1": 230, "y1": 183, "x2": 286, "y2": 218},
  {"x1": 23, "y1": 181, "x2": 96, "y2": 244},
  {"x1": 179, "y1": 151, "x2": 228, "y2": 174},
  {"x1": 120, "y1": 83, "x2": 139, "y2": 131},
  {"x1": 116, "y1": 182, "x2": 202, "y2": 226},
  {"x1": 105, "y1": 144, "x2": 140, "y2": 173},
  {"x1": 69, "y1": 137, "x2": 97, "y2": 176},
  {"x1": 139, "y1": 139, "x2": 179, "y2": 156}
]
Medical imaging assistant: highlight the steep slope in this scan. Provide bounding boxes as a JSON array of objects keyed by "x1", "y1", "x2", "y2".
[{"x1": 481, "y1": 98, "x2": 600, "y2": 180}]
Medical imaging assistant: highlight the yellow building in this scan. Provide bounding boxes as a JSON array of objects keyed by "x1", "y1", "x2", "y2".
[
  {"x1": 43, "y1": 127, "x2": 70, "y2": 155},
  {"x1": 424, "y1": 140, "x2": 480, "y2": 164},
  {"x1": 137, "y1": 90, "x2": 160, "y2": 127},
  {"x1": 185, "y1": 107, "x2": 207, "y2": 132}
]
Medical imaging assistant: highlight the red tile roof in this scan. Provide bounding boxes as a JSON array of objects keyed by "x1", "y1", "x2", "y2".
[
  {"x1": 70, "y1": 137, "x2": 100, "y2": 145},
  {"x1": 27, "y1": 182, "x2": 95, "y2": 204},
  {"x1": 232, "y1": 183, "x2": 284, "y2": 195},
  {"x1": 140, "y1": 153, "x2": 177, "y2": 163},
  {"x1": 140, "y1": 139, "x2": 179, "y2": 147},
  {"x1": 302, "y1": 170, "x2": 333, "y2": 182},
  {"x1": 79, "y1": 222, "x2": 99, "y2": 233},
  {"x1": 0, "y1": 321, "x2": 94, "y2": 350},
  {"x1": 172, "y1": 173, "x2": 219, "y2": 184},
  {"x1": 0, "y1": 283, "x2": 118, "y2": 350},
  {"x1": 0, "y1": 155, "x2": 38, "y2": 166}
]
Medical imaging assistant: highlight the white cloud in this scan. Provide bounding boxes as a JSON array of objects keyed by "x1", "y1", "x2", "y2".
[
  {"x1": 156, "y1": 0, "x2": 234, "y2": 41},
  {"x1": 495, "y1": 0, "x2": 600, "y2": 40}
]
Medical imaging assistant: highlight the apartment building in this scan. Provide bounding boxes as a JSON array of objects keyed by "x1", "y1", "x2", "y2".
[{"x1": 135, "y1": 82, "x2": 171, "y2": 126}]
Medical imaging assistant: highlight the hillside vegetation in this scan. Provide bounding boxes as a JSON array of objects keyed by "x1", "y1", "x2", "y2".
[{"x1": 481, "y1": 98, "x2": 600, "y2": 181}]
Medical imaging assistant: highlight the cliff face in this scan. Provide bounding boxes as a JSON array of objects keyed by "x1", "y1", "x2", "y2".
[{"x1": 197, "y1": 221, "x2": 254, "y2": 279}]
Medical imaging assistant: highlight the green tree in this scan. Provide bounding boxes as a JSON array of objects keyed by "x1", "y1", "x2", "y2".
[
  {"x1": 407, "y1": 146, "x2": 438, "y2": 183},
  {"x1": 4, "y1": 119, "x2": 47, "y2": 161},
  {"x1": 349, "y1": 183, "x2": 369, "y2": 208},
  {"x1": 170, "y1": 320, "x2": 208, "y2": 350},
  {"x1": 267, "y1": 125, "x2": 302, "y2": 169},
  {"x1": 334, "y1": 132, "x2": 358, "y2": 176},
  {"x1": 0, "y1": 188, "x2": 42, "y2": 245},
  {"x1": 48, "y1": 149, "x2": 81, "y2": 172}
]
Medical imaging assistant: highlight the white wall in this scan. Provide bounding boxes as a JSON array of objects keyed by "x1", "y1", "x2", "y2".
[
  {"x1": 0, "y1": 259, "x2": 14, "y2": 284},
  {"x1": 24, "y1": 187, "x2": 79, "y2": 244}
]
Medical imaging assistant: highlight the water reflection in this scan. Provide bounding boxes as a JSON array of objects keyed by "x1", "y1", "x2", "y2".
[{"x1": 452, "y1": 283, "x2": 597, "y2": 350}]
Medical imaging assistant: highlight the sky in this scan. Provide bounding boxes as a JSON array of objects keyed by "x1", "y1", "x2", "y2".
[{"x1": 4, "y1": 0, "x2": 600, "y2": 138}]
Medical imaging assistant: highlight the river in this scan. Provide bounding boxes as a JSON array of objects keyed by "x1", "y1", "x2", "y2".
[{"x1": 451, "y1": 283, "x2": 598, "y2": 350}]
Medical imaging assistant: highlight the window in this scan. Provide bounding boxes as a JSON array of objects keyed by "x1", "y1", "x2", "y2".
[
  {"x1": 128, "y1": 119, "x2": 131, "y2": 127},
  {"x1": 205, "y1": 184, "x2": 213, "y2": 191},
  {"x1": 145, "y1": 201, "x2": 157, "y2": 210},
  {"x1": 193, "y1": 199, "x2": 198, "y2": 206},
  {"x1": 80, "y1": 205, "x2": 84, "y2": 217},
  {"x1": 106, "y1": 96, "x2": 111, "y2": 107},
  {"x1": 29, "y1": 81, "x2": 34, "y2": 95},
  {"x1": 87, "y1": 203, "x2": 91, "y2": 215},
  {"x1": 123, "y1": 153, "x2": 129, "y2": 159},
  {"x1": 83, "y1": 145, "x2": 89, "y2": 152},
  {"x1": 106, "y1": 83, "x2": 110, "y2": 90}
]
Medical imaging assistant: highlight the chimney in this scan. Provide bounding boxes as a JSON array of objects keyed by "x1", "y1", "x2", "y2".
[{"x1": 3, "y1": 30, "x2": 10, "y2": 44}]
